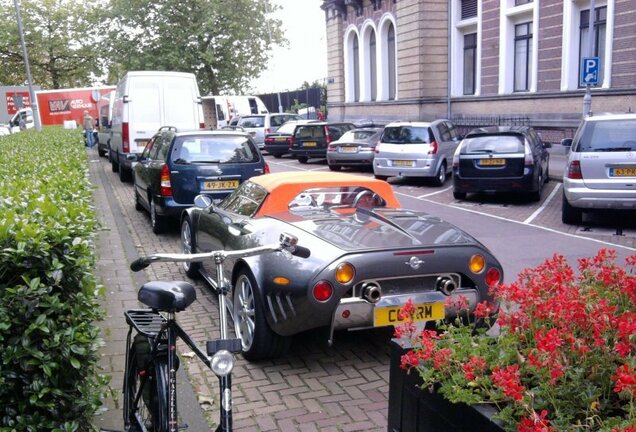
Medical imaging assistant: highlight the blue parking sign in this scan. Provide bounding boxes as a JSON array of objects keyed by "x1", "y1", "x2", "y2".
[{"x1": 580, "y1": 57, "x2": 599, "y2": 86}]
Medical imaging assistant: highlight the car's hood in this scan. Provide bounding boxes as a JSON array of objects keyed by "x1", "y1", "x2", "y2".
[{"x1": 270, "y1": 207, "x2": 477, "y2": 251}]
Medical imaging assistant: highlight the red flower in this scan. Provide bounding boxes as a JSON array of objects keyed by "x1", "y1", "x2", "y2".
[
  {"x1": 492, "y1": 365, "x2": 525, "y2": 401},
  {"x1": 517, "y1": 410, "x2": 554, "y2": 432},
  {"x1": 462, "y1": 356, "x2": 487, "y2": 381},
  {"x1": 612, "y1": 364, "x2": 636, "y2": 396},
  {"x1": 473, "y1": 301, "x2": 496, "y2": 319}
]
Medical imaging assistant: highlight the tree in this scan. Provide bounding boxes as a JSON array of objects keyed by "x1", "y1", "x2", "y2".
[
  {"x1": 103, "y1": 0, "x2": 287, "y2": 95},
  {"x1": 0, "y1": 0, "x2": 103, "y2": 88}
]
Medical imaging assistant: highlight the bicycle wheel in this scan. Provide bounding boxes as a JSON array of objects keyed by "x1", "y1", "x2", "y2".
[{"x1": 124, "y1": 335, "x2": 170, "y2": 432}]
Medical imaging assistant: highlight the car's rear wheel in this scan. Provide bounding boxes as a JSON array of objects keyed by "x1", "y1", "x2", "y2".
[
  {"x1": 561, "y1": 192, "x2": 583, "y2": 225},
  {"x1": 272, "y1": 153, "x2": 283, "y2": 159},
  {"x1": 374, "y1": 174, "x2": 388, "y2": 181},
  {"x1": 150, "y1": 199, "x2": 166, "y2": 234},
  {"x1": 119, "y1": 165, "x2": 131, "y2": 182},
  {"x1": 298, "y1": 156, "x2": 308, "y2": 164},
  {"x1": 453, "y1": 191, "x2": 467, "y2": 200},
  {"x1": 134, "y1": 187, "x2": 144, "y2": 212},
  {"x1": 233, "y1": 269, "x2": 290, "y2": 361},
  {"x1": 432, "y1": 161, "x2": 447, "y2": 186},
  {"x1": 328, "y1": 164, "x2": 341, "y2": 171},
  {"x1": 111, "y1": 153, "x2": 119, "y2": 172},
  {"x1": 181, "y1": 217, "x2": 200, "y2": 279},
  {"x1": 530, "y1": 170, "x2": 544, "y2": 202}
]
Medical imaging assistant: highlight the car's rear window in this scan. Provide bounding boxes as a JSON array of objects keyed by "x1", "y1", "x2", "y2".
[
  {"x1": 270, "y1": 114, "x2": 300, "y2": 127},
  {"x1": 295, "y1": 125, "x2": 326, "y2": 139},
  {"x1": 461, "y1": 135, "x2": 525, "y2": 154},
  {"x1": 172, "y1": 136, "x2": 259, "y2": 164},
  {"x1": 340, "y1": 130, "x2": 378, "y2": 141},
  {"x1": 277, "y1": 122, "x2": 300, "y2": 134},
  {"x1": 576, "y1": 120, "x2": 636, "y2": 152},
  {"x1": 381, "y1": 126, "x2": 430, "y2": 144},
  {"x1": 238, "y1": 116, "x2": 265, "y2": 128}
]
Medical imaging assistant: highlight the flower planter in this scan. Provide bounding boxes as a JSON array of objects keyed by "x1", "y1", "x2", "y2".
[{"x1": 387, "y1": 339, "x2": 505, "y2": 432}]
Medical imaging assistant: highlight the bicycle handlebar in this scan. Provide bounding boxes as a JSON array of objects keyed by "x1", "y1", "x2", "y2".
[{"x1": 130, "y1": 232, "x2": 309, "y2": 272}]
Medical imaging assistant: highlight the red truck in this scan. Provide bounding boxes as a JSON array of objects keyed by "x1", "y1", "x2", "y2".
[{"x1": 35, "y1": 87, "x2": 115, "y2": 126}]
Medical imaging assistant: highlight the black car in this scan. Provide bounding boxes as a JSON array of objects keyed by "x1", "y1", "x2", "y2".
[
  {"x1": 289, "y1": 122, "x2": 356, "y2": 163},
  {"x1": 452, "y1": 126, "x2": 551, "y2": 201},
  {"x1": 263, "y1": 120, "x2": 318, "y2": 158},
  {"x1": 133, "y1": 127, "x2": 268, "y2": 233}
]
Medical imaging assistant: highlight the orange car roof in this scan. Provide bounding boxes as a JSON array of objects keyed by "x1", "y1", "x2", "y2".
[{"x1": 252, "y1": 172, "x2": 401, "y2": 216}]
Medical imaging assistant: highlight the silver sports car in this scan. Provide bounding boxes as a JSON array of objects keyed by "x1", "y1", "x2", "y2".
[{"x1": 180, "y1": 171, "x2": 503, "y2": 360}]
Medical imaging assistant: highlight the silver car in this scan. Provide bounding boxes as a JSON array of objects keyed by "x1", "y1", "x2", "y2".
[
  {"x1": 561, "y1": 112, "x2": 636, "y2": 224},
  {"x1": 373, "y1": 120, "x2": 461, "y2": 186},
  {"x1": 326, "y1": 127, "x2": 383, "y2": 171},
  {"x1": 238, "y1": 113, "x2": 303, "y2": 150}
]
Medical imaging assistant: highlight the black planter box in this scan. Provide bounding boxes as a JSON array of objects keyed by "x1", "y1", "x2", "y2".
[{"x1": 388, "y1": 339, "x2": 505, "y2": 432}]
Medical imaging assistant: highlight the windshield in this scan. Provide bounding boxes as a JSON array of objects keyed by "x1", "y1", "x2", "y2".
[
  {"x1": 288, "y1": 186, "x2": 386, "y2": 211},
  {"x1": 238, "y1": 116, "x2": 265, "y2": 128},
  {"x1": 172, "y1": 135, "x2": 259, "y2": 163},
  {"x1": 462, "y1": 135, "x2": 525, "y2": 154},
  {"x1": 381, "y1": 126, "x2": 430, "y2": 144},
  {"x1": 576, "y1": 120, "x2": 636, "y2": 152}
]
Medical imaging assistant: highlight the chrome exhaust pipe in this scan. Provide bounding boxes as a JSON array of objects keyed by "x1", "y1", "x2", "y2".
[
  {"x1": 361, "y1": 283, "x2": 382, "y2": 303},
  {"x1": 436, "y1": 276, "x2": 457, "y2": 296}
]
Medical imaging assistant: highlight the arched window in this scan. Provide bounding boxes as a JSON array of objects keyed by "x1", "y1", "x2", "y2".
[
  {"x1": 369, "y1": 31, "x2": 377, "y2": 101},
  {"x1": 353, "y1": 37, "x2": 360, "y2": 102},
  {"x1": 387, "y1": 23, "x2": 396, "y2": 100}
]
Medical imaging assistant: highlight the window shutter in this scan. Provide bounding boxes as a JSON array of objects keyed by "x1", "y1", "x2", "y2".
[{"x1": 461, "y1": 0, "x2": 477, "y2": 20}]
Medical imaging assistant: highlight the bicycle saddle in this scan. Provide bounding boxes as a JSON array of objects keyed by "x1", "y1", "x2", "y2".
[{"x1": 138, "y1": 281, "x2": 196, "y2": 312}]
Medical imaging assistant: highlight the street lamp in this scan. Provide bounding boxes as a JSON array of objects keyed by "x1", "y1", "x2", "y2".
[{"x1": 13, "y1": 0, "x2": 42, "y2": 131}]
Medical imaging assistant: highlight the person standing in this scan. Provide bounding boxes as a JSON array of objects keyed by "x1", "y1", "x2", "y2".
[{"x1": 83, "y1": 110, "x2": 95, "y2": 148}]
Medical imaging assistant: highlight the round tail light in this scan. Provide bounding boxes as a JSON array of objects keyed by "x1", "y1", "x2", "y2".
[
  {"x1": 313, "y1": 280, "x2": 333, "y2": 302},
  {"x1": 469, "y1": 254, "x2": 485, "y2": 274},
  {"x1": 485, "y1": 268, "x2": 501, "y2": 286},
  {"x1": 335, "y1": 263, "x2": 355, "y2": 284}
]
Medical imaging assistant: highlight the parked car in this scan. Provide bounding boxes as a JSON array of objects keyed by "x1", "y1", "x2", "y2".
[
  {"x1": 561, "y1": 112, "x2": 636, "y2": 224},
  {"x1": 110, "y1": 71, "x2": 204, "y2": 183},
  {"x1": 451, "y1": 126, "x2": 551, "y2": 201},
  {"x1": 373, "y1": 120, "x2": 461, "y2": 186},
  {"x1": 263, "y1": 119, "x2": 319, "y2": 158},
  {"x1": 180, "y1": 171, "x2": 503, "y2": 360},
  {"x1": 326, "y1": 127, "x2": 383, "y2": 171},
  {"x1": 133, "y1": 127, "x2": 268, "y2": 234},
  {"x1": 237, "y1": 113, "x2": 303, "y2": 150},
  {"x1": 289, "y1": 122, "x2": 356, "y2": 163}
]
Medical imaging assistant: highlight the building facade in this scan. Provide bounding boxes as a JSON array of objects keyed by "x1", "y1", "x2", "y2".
[{"x1": 321, "y1": 0, "x2": 636, "y2": 142}]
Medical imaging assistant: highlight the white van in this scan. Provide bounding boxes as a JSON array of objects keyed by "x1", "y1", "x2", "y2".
[
  {"x1": 110, "y1": 71, "x2": 203, "y2": 181},
  {"x1": 8, "y1": 108, "x2": 34, "y2": 133},
  {"x1": 201, "y1": 95, "x2": 268, "y2": 129}
]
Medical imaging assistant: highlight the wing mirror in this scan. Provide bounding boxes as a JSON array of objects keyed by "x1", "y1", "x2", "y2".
[
  {"x1": 194, "y1": 194, "x2": 215, "y2": 211},
  {"x1": 561, "y1": 138, "x2": 573, "y2": 147}
]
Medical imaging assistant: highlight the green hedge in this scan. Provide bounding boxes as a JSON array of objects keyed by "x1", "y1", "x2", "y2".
[{"x1": 0, "y1": 128, "x2": 105, "y2": 432}]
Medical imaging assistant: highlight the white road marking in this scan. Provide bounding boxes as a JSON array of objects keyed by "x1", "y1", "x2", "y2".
[
  {"x1": 395, "y1": 190, "x2": 636, "y2": 252},
  {"x1": 417, "y1": 186, "x2": 453, "y2": 198},
  {"x1": 523, "y1": 183, "x2": 561, "y2": 224}
]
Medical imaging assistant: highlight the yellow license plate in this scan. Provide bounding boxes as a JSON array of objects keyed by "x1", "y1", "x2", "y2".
[
  {"x1": 339, "y1": 146, "x2": 358, "y2": 153},
  {"x1": 374, "y1": 302, "x2": 445, "y2": 327},
  {"x1": 303, "y1": 141, "x2": 317, "y2": 147},
  {"x1": 478, "y1": 158, "x2": 506, "y2": 166},
  {"x1": 136, "y1": 140, "x2": 149, "y2": 148},
  {"x1": 393, "y1": 160, "x2": 414, "y2": 167},
  {"x1": 611, "y1": 167, "x2": 636, "y2": 177},
  {"x1": 203, "y1": 180, "x2": 239, "y2": 190},
  {"x1": 275, "y1": 137, "x2": 287, "y2": 142}
]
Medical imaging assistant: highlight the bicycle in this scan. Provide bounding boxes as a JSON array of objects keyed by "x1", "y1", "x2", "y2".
[{"x1": 123, "y1": 232, "x2": 309, "y2": 432}]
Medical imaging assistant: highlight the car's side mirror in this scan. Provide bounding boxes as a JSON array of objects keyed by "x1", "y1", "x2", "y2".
[
  {"x1": 543, "y1": 142, "x2": 552, "y2": 149},
  {"x1": 561, "y1": 138, "x2": 573, "y2": 147},
  {"x1": 194, "y1": 194, "x2": 214, "y2": 211}
]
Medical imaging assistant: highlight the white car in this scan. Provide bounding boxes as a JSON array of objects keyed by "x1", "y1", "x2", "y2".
[
  {"x1": 0, "y1": 124, "x2": 10, "y2": 136},
  {"x1": 238, "y1": 113, "x2": 303, "y2": 149},
  {"x1": 561, "y1": 112, "x2": 636, "y2": 224}
]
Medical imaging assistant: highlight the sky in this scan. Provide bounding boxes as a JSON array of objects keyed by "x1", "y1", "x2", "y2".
[{"x1": 249, "y1": 0, "x2": 328, "y2": 94}]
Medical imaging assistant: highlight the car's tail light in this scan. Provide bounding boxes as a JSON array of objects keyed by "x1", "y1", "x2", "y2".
[
  {"x1": 123, "y1": 122, "x2": 129, "y2": 153},
  {"x1": 485, "y1": 267, "x2": 501, "y2": 286},
  {"x1": 289, "y1": 136, "x2": 295, "y2": 147},
  {"x1": 327, "y1": 144, "x2": 337, "y2": 153},
  {"x1": 428, "y1": 140, "x2": 438, "y2": 155},
  {"x1": 313, "y1": 281, "x2": 333, "y2": 302},
  {"x1": 265, "y1": 136, "x2": 274, "y2": 145},
  {"x1": 452, "y1": 146, "x2": 461, "y2": 168},
  {"x1": 325, "y1": 127, "x2": 331, "y2": 145},
  {"x1": 469, "y1": 254, "x2": 485, "y2": 274},
  {"x1": 160, "y1": 164, "x2": 172, "y2": 196},
  {"x1": 335, "y1": 263, "x2": 355, "y2": 284},
  {"x1": 264, "y1": 163, "x2": 270, "y2": 174},
  {"x1": 199, "y1": 122, "x2": 205, "y2": 129},
  {"x1": 524, "y1": 144, "x2": 534, "y2": 166},
  {"x1": 567, "y1": 160, "x2": 583, "y2": 179}
]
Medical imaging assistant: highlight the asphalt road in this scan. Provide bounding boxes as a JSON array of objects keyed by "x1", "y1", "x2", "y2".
[{"x1": 94, "y1": 148, "x2": 635, "y2": 431}]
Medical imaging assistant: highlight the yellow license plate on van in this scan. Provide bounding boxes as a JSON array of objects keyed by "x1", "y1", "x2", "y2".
[
  {"x1": 374, "y1": 302, "x2": 445, "y2": 327},
  {"x1": 393, "y1": 160, "x2": 414, "y2": 167},
  {"x1": 611, "y1": 168, "x2": 636, "y2": 177},
  {"x1": 203, "y1": 180, "x2": 239, "y2": 190},
  {"x1": 478, "y1": 158, "x2": 505, "y2": 166},
  {"x1": 303, "y1": 141, "x2": 317, "y2": 147}
]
